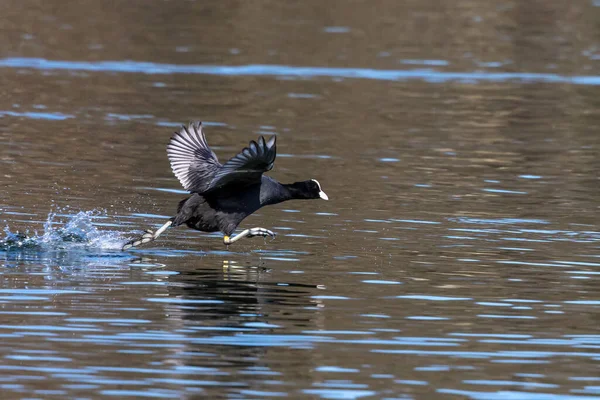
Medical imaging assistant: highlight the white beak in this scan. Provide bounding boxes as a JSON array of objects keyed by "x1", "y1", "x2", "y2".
[{"x1": 319, "y1": 191, "x2": 329, "y2": 200}]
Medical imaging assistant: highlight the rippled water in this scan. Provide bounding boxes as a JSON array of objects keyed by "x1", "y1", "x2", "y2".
[{"x1": 1, "y1": 0, "x2": 600, "y2": 398}]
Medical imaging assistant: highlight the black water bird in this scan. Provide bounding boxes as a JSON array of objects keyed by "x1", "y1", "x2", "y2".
[{"x1": 123, "y1": 121, "x2": 328, "y2": 250}]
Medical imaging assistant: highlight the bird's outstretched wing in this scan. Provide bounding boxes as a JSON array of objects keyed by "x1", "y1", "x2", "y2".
[
  {"x1": 166, "y1": 121, "x2": 277, "y2": 194},
  {"x1": 167, "y1": 121, "x2": 222, "y2": 193},
  {"x1": 209, "y1": 135, "x2": 277, "y2": 190}
]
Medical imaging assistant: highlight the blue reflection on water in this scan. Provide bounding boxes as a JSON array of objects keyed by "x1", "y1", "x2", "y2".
[
  {"x1": 0, "y1": 110, "x2": 73, "y2": 120},
  {"x1": 438, "y1": 389, "x2": 597, "y2": 400},
  {"x1": 1, "y1": 57, "x2": 600, "y2": 85}
]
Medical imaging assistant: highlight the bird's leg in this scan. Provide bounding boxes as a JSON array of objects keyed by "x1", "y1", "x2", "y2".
[
  {"x1": 122, "y1": 220, "x2": 173, "y2": 250},
  {"x1": 223, "y1": 227, "x2": 276, "y2": 245}
]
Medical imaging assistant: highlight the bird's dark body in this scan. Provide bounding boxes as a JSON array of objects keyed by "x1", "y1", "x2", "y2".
[{"x1": 172, "y1": 176, "x2": 289, "y2": 236}]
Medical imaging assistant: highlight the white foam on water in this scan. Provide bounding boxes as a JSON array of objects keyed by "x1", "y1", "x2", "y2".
[{"x1": 2, "y1": 210, "x2": 127, "y2": 251}]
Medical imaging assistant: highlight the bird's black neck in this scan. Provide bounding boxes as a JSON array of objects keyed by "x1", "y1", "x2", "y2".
[
  {"x1": 281, "y1": 182, "x2": 313, "y2": 200},
  {"x1": 260, "y1": 178, "x2": 311, "y2": 206}
]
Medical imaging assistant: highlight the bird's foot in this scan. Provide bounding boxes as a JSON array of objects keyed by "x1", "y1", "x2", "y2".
[
  {"x1": 247, "y1": 227, "x2": 276, "y2": 239},
  {"x1": 122, "y1": 229, "x2": 155, "y2": 250},
  {"x1": 122, "y1": 220, "x2": 173, "y2": 251},
  {"x1": 224, "y1": 227, "x2": 276, "y2": 245}
]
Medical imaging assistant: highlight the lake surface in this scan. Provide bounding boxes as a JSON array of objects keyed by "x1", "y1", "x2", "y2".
[{"x1": 1, "y1": 1, "x2": 600, "y2": 399}]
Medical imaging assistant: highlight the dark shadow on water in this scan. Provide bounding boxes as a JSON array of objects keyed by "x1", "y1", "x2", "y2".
[{"x1": 157, "y1": 259, "x2": 326, "y2": 376}]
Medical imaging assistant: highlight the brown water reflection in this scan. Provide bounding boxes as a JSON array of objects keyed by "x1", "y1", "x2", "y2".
[{"x1": 1, "y1": 0, "x2": 600, "y2": 399}]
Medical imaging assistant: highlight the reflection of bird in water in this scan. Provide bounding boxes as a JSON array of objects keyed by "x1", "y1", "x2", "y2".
[
  {"x1": 168, "y1": 259, "x2": 324, "y2": 322},
  {"x1": 124, "y1": 121, "x2": 328, "y2": 250},
  {"x1": 159, "y1": 259, "x2": 325, "y2": 372}
]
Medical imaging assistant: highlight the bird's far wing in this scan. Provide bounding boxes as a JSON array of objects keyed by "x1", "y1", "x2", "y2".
[
  {"x1": 166, "y1": 121, "x2": 222, "y2": 193},
  {"x1": 206, "y1": 135, "x2": 277, "y2": 191}
]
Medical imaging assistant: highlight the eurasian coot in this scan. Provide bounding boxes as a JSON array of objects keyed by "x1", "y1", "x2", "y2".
[{"x1": 123, "y1": 121, "x2": 328, "y2": 250}]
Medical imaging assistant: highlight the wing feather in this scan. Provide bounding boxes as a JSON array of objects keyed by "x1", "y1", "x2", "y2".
[
  {"x1": 207, "y1": 134, "x2": 277, "y2": 190},
  {"x1": 166, "y1": 121, "x2": 277, "y2": 194},
  {"x1": 166, "y1": 121, "x2": 221, "y2": 193}
]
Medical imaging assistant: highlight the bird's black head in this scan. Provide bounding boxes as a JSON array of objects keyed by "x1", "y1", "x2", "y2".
[{"x1": 288, "y1": 179, "x2": 329, "y2": 200}]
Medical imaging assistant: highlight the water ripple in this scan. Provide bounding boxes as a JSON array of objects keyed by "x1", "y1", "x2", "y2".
[{"x1": 1, "y1": 58, "x2": 600, "y2": 85}]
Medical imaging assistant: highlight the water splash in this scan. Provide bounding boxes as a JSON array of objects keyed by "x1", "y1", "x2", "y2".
[{"x1": 1, "y1": 210, "x2": 126, "y2": 251}]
